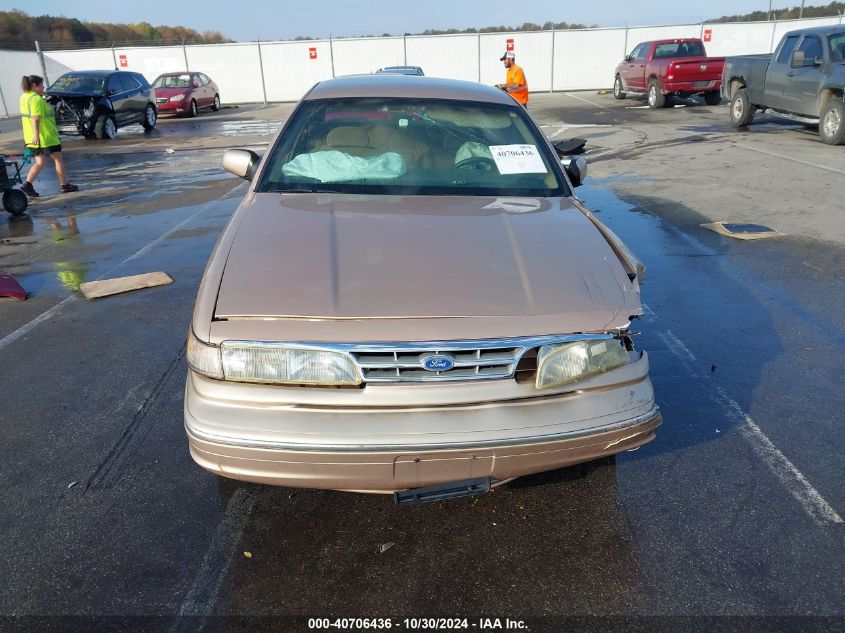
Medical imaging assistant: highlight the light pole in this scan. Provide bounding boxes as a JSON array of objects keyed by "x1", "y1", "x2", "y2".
[
  {"x1": 768, "y1": 0, "x2": 773, "y2": 20},
  {"x1": 800, "y1": 0, "x2": 805, "y2": 19}
]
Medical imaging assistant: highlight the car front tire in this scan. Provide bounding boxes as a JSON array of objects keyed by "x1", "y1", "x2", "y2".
[
  {"x1": 613, "y1": 76, "x2": 626, "y2": 100},
  {"x1": 188, "y1": 99, "x2": 198, "y2": 117},
  {"x1": 94, "y1": 115, "x2": 117, "y2": 139}
]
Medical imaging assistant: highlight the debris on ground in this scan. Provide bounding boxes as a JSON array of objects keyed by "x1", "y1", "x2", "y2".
[
  {"x1": 67, "y1": 481, "x2": 78, "y2": 489},
  {"x1": 243, "y1": 551, "x2": 253, "y2": 558},
  {"x1": 79, "y1": 272, "x2": 173, "y2": 299},
  {"x1": 379, "y1": 542, "x2": 395, "y2": 553},
  {"x1": 700, "y1": 222, "x2": 784, "y2": 240},
  {"x1": 0, "y1": 272, "x2": 26, "y2": 300}
]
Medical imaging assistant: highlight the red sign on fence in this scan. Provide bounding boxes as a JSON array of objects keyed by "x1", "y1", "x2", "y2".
[
  {"x1": 703, "y1": 29, "x2": 712, "y2": 42},
  {"x1": 118, "y1": 54, "x2": 128, "y2": 68},
  {"x1": 506, "y1": 38, "x2": 514, "y2": 51},
  {"x1": 309, "y1": 47, "x2": 317, "y2": 59}
]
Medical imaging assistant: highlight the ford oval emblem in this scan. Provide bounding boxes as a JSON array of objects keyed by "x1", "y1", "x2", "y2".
[{"x1": 421, "y1": 354, "x2": 455, "y2": 372}]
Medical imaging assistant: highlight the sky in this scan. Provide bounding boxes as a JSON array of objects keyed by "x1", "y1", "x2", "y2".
[{"x1": 0, "y1": 0, "x2": 804, "y2": 41}]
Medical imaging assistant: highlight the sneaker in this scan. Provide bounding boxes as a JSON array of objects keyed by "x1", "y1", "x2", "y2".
[
  {"x1": 60, "y1": 183, "x2": 79, "y2": 193},
  {"x1": 20, "y1": 182, "x2": 39, "y2": 198}
]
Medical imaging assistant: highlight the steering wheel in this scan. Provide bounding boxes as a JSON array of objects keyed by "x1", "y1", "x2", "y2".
[{"x1": 455, "y1": 156, "x2": 498, "y2": 172}]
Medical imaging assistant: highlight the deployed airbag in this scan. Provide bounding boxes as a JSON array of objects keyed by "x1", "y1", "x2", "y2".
[{"x1": 282, "y1": 150, "x2": 406, "y2": 182}]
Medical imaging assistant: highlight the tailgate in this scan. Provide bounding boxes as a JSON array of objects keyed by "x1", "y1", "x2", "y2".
[{"x1": 670, "y1": 57, "x2": 726, "y2": 83}]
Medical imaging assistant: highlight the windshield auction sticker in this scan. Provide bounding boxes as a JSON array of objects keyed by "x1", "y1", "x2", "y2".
[{"x1": 489, "y1": 144, "x2": 547, "y2": 174}]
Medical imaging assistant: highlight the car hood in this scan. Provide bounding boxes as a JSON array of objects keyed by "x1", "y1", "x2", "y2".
[
  {"x1": 154, "y1": 87, "x2": 190, "y2": 98},
  {"x1": 213, "y1": 193, "x2": 640, "y2": 328}
]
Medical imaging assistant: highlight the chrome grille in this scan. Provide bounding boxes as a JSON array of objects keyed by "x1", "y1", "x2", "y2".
[{"x1": 352, "y1": 346, "x2": 522, "y2": 382}]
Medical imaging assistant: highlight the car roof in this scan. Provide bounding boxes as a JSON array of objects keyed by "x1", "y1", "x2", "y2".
[
  {"x1": 305, "y1": 75, "x2": 515, "y2": 105},
  {"x1": 60, "y1": 70, "x2": 116, "y2": 76},
  {"x1": 156, "y1": 71, "x2": 196, "y2": 76}
]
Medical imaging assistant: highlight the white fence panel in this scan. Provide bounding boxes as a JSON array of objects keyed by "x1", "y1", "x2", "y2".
[
  {"x1": 624, "y1": 24, "x2": 704, "y2": 55},
  {"x1": 553, "y1": 28, "x2": 627, "y2": 91},
  {"x1": 405, "y1": 34, "x2": 479, "y2": 82},
  {"x1": 113, "y1": 45, "x2": 186, "y2": 82},
  {"x1": 772, "y1": 16, "x2": 842, "y2": 50},
  {"x1": 186, "y1": 43, "x2": 265, "y2": 104},
  {"x1": 261, "y1": 40, "x2": 334, "y2": 103},
  {"x1": 331, "y1": 37, "x2": 405, "y2": 76},
  {"x1": 45, "y1": 49, "x2": 115, "y2": 75},
  {"x1": 479, "y1": 31, "x2": 552, "y2": 92},
  {"x1": 1, "y1": 51, "x2": 42, "y2": 117},
  {"x1": 704, "y1": 22, "x2": 776, "y2": 56}
]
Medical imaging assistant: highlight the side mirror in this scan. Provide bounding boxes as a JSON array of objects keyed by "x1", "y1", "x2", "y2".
[
  {"x1": 562, "y1": 156, "x2": 588, "y2": 187},
  {"x1": 791, "y1": 50, "x2": 806, "y2": 68},
  {"x1": 223, "y1": 149, "x2": 261, "y2": 181}
]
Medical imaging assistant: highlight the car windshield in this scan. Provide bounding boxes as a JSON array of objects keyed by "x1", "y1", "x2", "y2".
[
  {"x1": 829, "y1": 33, "x2": 845, "y2": 62},
  {"x1": 653, "y1": 41, "x2": 706, "y2": 58},
  {"x1": 258, "y1": 97, "x2": 566, "y2": 197},
  {"x1": 153, "y1": 74, "x2": 191, "y2": 88},
  {"x1": 49, "y1": 74, "x2": 107, "y2": 94}
]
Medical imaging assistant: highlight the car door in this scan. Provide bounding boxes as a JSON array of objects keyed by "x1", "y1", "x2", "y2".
[
  {"x1": 119, "y1": 74, "x2": 145, "y2": 123},
  {"x1": 197, "y1": 73, "x2": 212, "y2": 108},
  {"x1": 622, "y1": 43, "x2": 647, "y2": 92},
  {"x1": 106, "y1": 74, "x2": 129, "y2": 125},
  {"x1": 786, "y1": 35, "x2": 825, "y2": 116},
  {"x1": 764, "y1": 34, "x2": 801, "y2": 111}
]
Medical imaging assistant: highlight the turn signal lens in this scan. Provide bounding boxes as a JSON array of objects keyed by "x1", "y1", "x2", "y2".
[{"x1": 186, "y1": 330, "x2": 223, "y2": 379}]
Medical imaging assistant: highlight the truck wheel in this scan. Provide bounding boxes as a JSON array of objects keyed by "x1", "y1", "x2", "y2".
[
  {"x1": 94, "y1": 115, "x2": 117, "y2": 139},
  {"x1": 819, "y1": 100, "x2": 845, "y2": 145},
  {"x1": 704, "y1": 91, "x2": 722, "y2": 106},
  {"x1": 729, "y1": 88, "x2": 755, "y2": 128},
  {"x1": 613, "y1": 76, "x2": 626, "y2": 100},
  {"x1": 2, "y1": 190, "x2": 28, "y2": 216},
  {"x1": 141, "y1": 104, "x2": 157, "y2": 130},
  {"x1": 647, "y1": 80, "x2": 666, "y2": 109}
]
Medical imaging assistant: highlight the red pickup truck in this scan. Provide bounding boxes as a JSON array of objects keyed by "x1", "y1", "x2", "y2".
[{"x1": 613, "y1": 38, "x2": 725, "y2": 108}]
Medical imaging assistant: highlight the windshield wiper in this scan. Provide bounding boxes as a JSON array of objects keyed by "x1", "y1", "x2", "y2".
[{"x1": 276, "y1": 186, "x2": 345, "y2": 194}]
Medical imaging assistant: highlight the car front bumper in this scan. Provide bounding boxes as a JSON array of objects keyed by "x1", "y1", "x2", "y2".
[{"x1": 184, "y1": 352, "x2": 661, "y2": 492}]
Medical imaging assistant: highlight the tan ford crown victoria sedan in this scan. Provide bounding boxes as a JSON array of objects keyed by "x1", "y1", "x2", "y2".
[{"x1": 185, "y1": 75, "x2": 661, "y2": 505}]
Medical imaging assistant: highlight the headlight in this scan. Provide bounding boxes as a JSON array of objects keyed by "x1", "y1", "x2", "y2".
[
  {"x1": 535, "y1": 338, "x2": 629, "y2": 390},
  {"x1": 186, "y1": 330, "x2": 223, "y2": 379},
  {"x1": 220, "y1": 342, "x2": 363, "y2": 386},
  {"x1": 169, "y1": 94, "x2": 185, "y2": 102}
]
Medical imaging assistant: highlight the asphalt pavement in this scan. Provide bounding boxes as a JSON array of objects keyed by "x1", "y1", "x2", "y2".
[{"x1": 0, "y1": 94, "x2": 843, "y2": 633}]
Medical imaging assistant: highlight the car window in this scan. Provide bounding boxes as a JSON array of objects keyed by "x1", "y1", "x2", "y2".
[
  {"x1": 653, "y1": 41, "x2": 705, "y2": 58},
  {"x1": 118, "y1": 74, "x2": 137, "y2": 93},
  {"x1": 49, "y1": 74, "x2": 107, "y2": 94},
  {"x1": 829, "y1": 33, "x2": 845, "y2": 62},
  {"x1": 107, "y1": 75, "x2": 122, "y2": 94},
  {"x1": 798, "y1": 35, "x2": 823, "y2": 62},
  {"x1": 258, "y1": 97, "x2": 566, "y2": 197},
  {"x1": 776, "y1": 35, "x2": 801, "y2": 64},
  {"x1": 153, "y1": 74, "x2": 191, "y2": 89},
  {"x1": 633, "y1": 44, "x2": 646, "y2": 61},
  {"x1": 199, "y1": 73, "x2": 210, "y2": 85}
]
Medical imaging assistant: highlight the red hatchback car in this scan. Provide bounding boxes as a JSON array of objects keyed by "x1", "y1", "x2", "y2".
[{"x1": 152, "y1": 72, "x2": 221, "y2": 117}]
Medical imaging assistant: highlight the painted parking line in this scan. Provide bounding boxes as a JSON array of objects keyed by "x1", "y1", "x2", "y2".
[
  {"x1": 649, "y1": 312, "x2": 843, "y2": 527},
  {"x1": 734, "y1": 143, "x2": 845, "y2": 177},
  {"x1": 0, "y1": 184, "x2": 241, "y2": 352},
  {"x1": 563, "y1": 92, "x2": 610, "y2": 109}
]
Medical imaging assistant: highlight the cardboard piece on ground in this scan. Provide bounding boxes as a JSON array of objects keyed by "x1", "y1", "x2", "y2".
[
  {"x1": 700, "y1": 222, "x2": 784, "y2": 240},
  {"x1": 79, "y1": 272, "x2": 173, "y2": 299}
]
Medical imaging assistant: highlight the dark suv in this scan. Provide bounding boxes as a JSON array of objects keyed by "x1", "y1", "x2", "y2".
[{"x1": 46, "y1": 70, "x2": 157, "y2": 139}]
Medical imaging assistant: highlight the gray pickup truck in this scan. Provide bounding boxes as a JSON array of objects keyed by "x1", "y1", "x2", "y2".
[{"x1": 721, "y1": 25, "x2": 845, "y2": 144}]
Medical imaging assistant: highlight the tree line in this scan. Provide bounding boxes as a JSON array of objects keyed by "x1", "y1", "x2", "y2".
[
  {"x1": 0, "y1": 9, "x2": 230, "y2": 48},
  {"x1": 709, "y1": 2, "x2": 845, "y2": 22}
]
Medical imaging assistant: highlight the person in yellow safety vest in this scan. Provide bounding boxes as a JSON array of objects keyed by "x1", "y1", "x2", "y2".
[
  {"x1": 495, "y1": 51, "x2": 528, "y2": 107},
  {"x1": 19, "y1": 74, "x2": 79, "y2": 198}
]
